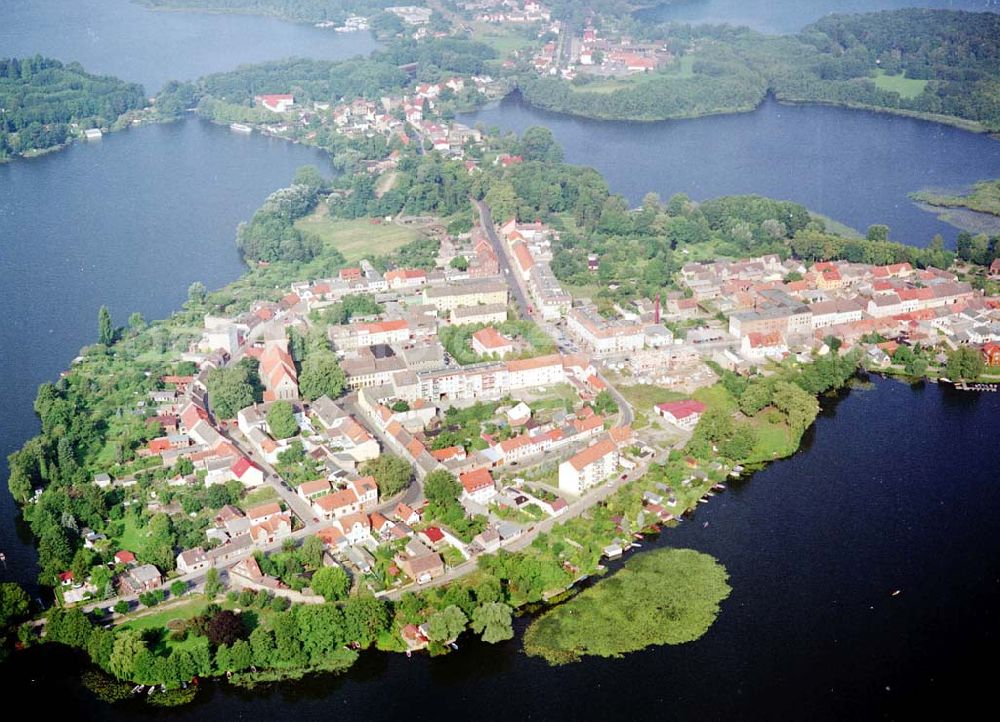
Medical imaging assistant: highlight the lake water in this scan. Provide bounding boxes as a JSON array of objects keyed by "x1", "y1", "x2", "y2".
[
  {"x1": 4, "y1": 377, "x2": 999, "y2": 720},
  {"x1": 2, "y1": 3, "x2": 1000, "y2": 717},
  {"x1": 635, "y1": 0, "x2": 999, "y2": 34},
  {"x1": 0, "y1": 0, "x2": 379, "y2": 93},
  {"x1": 0, "y1": 119, "x2": 331, "y2": 592},
  {"x1": 460, "y1": 93, "x2": 1000, "y2": 245}
]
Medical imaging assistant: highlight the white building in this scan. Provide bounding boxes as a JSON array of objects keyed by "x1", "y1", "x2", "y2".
[{"x1": 559, "y1": 438, "x2": 619, "y2": 496}]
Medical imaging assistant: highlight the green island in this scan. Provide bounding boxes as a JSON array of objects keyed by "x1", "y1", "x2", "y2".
[
  {"x1": 523, "y1": 548, "x2": 731, "y2": 665},
  {"x1": 0, "y1": 57, "x2": 147, "y2": 162},
  {"x1": 2, "y1": 2, "x2": 1000, "y2": 705}
]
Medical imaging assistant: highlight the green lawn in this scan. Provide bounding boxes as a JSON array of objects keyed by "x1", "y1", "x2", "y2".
[
  {"x1": 569, "y1": 73, "x2": 654, "y2": 95},
  {"x1": 746, "y1": 416, "x2": 796, "y2": 463},
  {"x1": 294, "y1": 206, "x2": 424, "y2": 263},
  {"x1": 617, "y1": 383, "x2": 688, "y2": 412},
  {"x1": 119, "y1": 598, "x2": 209, "y2": 632},
  {"x1": 694, "y1": 384, "x2": 738, "y2": 414},
  {"x1": 115, "y1": 515, "x2": 149, "y2": 558},
  {"x1": 470, "y1": 25, "x2": 535, "y2": 56},
  {"x1": 873, "y1": 70, "x2": 928, "y2": 99},
  {"x1": 242, "y1": 485, "x2": 279, "y2": 508}
]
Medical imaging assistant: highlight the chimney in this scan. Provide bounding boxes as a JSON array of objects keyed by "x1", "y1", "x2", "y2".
[{"x1": 654, "y1": 293, "x2": 660, "y2": 324}]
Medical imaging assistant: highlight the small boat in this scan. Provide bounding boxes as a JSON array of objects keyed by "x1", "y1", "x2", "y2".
[
  {"x1": 132, "y1": 685, "x2": 144, "y2": 695},
  {"x1": 406, "y1": 650, "x2": 412, "y2": 658},
  {"x1": 703, "y1": 521, "x2": 709, "y2": 528},
  {"x1": 147, "y1": 686, "x2": 155, "y2": 696},
  {"x1": 229, "y1": 122, "x2": 253, "y2": 134},
  {"x1": 450, "y1": 642, "x2": 459, "y2": 650},
  {"x1": 891, "y1": 589, "x2": 902, "y2": 597}
]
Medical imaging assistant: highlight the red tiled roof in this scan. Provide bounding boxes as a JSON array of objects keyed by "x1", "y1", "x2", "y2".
[{"x1": 655, "y1": 399, "x2": 707, "y2": 419}]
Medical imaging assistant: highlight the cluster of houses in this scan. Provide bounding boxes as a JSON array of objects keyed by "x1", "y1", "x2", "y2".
[
  {"x1": 468, "y1": 0, "x2": 551, "y2": 24},
  {"x1": 59, "y1": 550, "x2": 164, "y2": 605},
  {"x1": 677, "y1": 255, "x2": 998, "y2": 363},
  {"x1": 532, "y1": 25, "x2": 671, "y2": 79},
  {"x1": 499, "y1": 217, "x2": 572, "y2": 320},
  {"x1": 247, "y1": 73, "x2": 500, "y2": 164}
]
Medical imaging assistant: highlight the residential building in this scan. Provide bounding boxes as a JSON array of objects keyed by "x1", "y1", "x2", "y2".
[
  {"x1": 459, "y1": 467, "x2": 497, "y2": 504},
  {"x1": 653, "y1": 399, "x2": 707, "y2": 430},
  {"x1": 558, "y1": 438, "x2": 619, "y2": 495}
]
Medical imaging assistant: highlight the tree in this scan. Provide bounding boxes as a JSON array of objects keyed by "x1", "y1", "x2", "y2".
[
  {"x1": 267, "y1": 400, "x2": 299, "y2": 440},
  {"x1": 97, "y1": 305, "x2": 114, "y2": 346},
  {"x1": 293, "y1": 165, "x2": 326, "y2": 192},
  {"x1": 170, "y1": 580, "x2": 187, "y2": 598},
  {"x1": 470, "y1": 602, "x2": 514, "y2": 644},
  {"x1": 311, "y1": 566, "x2": 351, "y2": 602},
  {"x1": 946, "y1": 346, "x2": 984, "y2": 381},
  {"x1": 738, "y1": 381, "x2": 773, "y2": 416},
  {"x1": 772, "y1": 381, "x2": 820, "y2": 433},
  {"x1": 206, "y1": 365, "x2": 255, "y2": 419},
  {"x1": 866, "y1": 224, "x2": 890, "y2": 242},
  {"x1": 299, "y1": 536, "x2": 325, "y2": 570},
  {"x1": 113, "y1": 600, "x2": 130, "y2": 616},
  {"x1": 187, "y1": 281, "x2": 207, "y2": 305},
  {"x1": 207, "y1": 610, "x2": 246, "y2": 648},
  {"x1": 520, "y1": 126, "x2": 563, "y2": 162},
  {"x1": 449, "y1": 255, "x2": 469, "y2": 271},
  {"x1": 0, "y1": 583, "x2": 30, "y2": 629},
  {"x1": 424, "y1": 470, "x2": 461, "y2": 506},
  {"x1": 299, "y1": 350, "x2": 346, "y2": 401},
  {"x1": 91, "y1": 565, "x2": 113, "y2": 597},
  {"x1": 426, "y1": 605, "x2": 467, "y2": 643},
  {"x1": 592, "y1": 389, "x2": 618, "y2": 416},
  {"x1": 127, "y1": 311, "x2": 146, "y2": 332},
  {"x1": 204, "y1": 567, "x2": 224, "y2": 599},
  {"x1": 361, "y1": 454, "x2": 412, "y2": 498},
  {"x1": 109, "y1": 629, "x2": 146, "y2": 680}
]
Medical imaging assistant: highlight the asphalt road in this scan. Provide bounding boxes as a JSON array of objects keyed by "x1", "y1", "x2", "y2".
[{"x1": 474, "y1": 199, "x2": 532, "y2": 319}]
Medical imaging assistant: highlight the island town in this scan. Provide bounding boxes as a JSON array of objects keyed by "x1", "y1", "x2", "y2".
[{"x1": 44, "y1": 198, "x2": 999, "y2": 635}]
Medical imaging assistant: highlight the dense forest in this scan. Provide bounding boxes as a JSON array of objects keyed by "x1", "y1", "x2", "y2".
[
  {"x1": 156, "y1": 37, "x2": 498, "y2": 116},
  {"x1": 518, "y1": 10, "x2": 1000, "y2": 130},
  {"x1": 0, "y1": 57, "x2": 147, "y2": 160}
]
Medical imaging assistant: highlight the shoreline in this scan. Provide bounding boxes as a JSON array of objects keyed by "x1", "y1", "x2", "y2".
[{"x1": 510, "y1": 86, "x2": 995, "y2": 135}]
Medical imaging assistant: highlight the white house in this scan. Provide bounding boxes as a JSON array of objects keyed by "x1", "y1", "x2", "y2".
[
  {"x1": 459, "y1": 467, "x2": 497, "y2": 504},
  {"x1": 558, "y1": 438, "x2": 619, "y2": 496}
]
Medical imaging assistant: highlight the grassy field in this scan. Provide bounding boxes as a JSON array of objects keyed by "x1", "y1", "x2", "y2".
[
  {"x1": 873, "y1": 70, "x2": 928, "y2": 99},
  {"x1": 617, "y1": 383, "x2": 688, "y2": 412},
  {"x1": 470, "y1": 25, "x2": 535, "y2": 56},
  {"x1": 294, "y1": 205, "x2": 424, "y2": 262},
  {"x1": 115, "y1": 516, "x2": 149, "y2": 558},
  {"x1": 119, "y1": 598, "x2": 209, "y2": 632},
  {"x1": 746, "y1": 416, "x2": 796, "y2": 463},
  {"x1": 242, "y1": 485, "x2": 279, "y2": 508},
  {"x1": 569, "y1": 72, "x2": 656, "y2": 95}
]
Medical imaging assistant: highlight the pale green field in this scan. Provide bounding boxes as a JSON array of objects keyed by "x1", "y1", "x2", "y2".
[
  {"x1": 295, "y1": 206, "x2": 424, "y2": 262},
  {"x1": 873, "y1": 70, "x2": 928, "y2": 99}
]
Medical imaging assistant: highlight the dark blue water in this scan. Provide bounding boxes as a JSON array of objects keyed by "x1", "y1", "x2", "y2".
[
  {"x1": 3, "y1": 378, "x2": 998, "y2": 719},
  {"x1": 1, "y1": 0, "x2": 378, "y2": 93},
  {"x1": 635, "y1": 0, "x2": 998, "y2": 34},
  {"x1": 461, "y1": 94, "x2": 1000, "y2": 245},
  {"x1": 0, "y1": 119, "x2": 331, "y2": 590}
]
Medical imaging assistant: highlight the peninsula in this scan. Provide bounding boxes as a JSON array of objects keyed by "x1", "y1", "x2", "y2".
[{"x1": 0, "y1": 57, "x2": 148, "y2": 162}]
